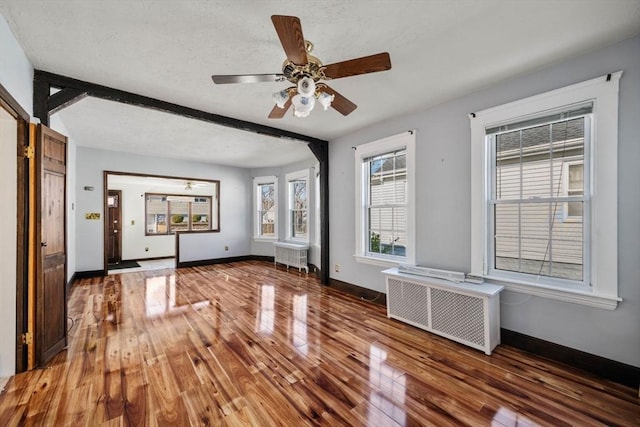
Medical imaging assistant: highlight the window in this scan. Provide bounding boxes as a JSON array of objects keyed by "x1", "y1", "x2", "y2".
[
  {"x1": 489, "y1": 113, "x2": 589, "y2": 283},
  {"x1": 146, "y1": 193, "x2": 216, "y2": 235},
  {"x1": 286, "y1": 170, "x2": 308, "y2": 241},
  {"x1": 471, "y1": 72, "x2": 621, "y2": 309},
  {"x1": 253, "y1": 176, "x2": 278, "y2": 240},
  {"x1": 355, "y1": 131, "x2": 416, "y2": 266}
]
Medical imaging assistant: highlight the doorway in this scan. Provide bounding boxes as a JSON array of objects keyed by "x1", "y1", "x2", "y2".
[
  {"x1": 107, "y1": 190, "x2": 122, "y2": 264},
  {"x1": 0, "y1": 84, "x2": 29, "y2": 375}
]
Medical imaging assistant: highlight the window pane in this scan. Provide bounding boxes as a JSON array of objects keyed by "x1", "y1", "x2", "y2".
[
  {"x1": 365, "y1": 148, "x2": 408, "y2": 259},
  {"x1": 291, "y1": 210, "x2": 307, "y2": 238},
  {"x1": 492, "y1": 116, "x2": 586, "y2": 282},
  {"x1": 368, "y1": 207, "x2": 406, "y2": 256},
  {"x1": 494, "y1": 201, "x2": 583, "y2": 280},
  {"x1": 289, "y1": 179, "x2": 307, "y2": 239},
  {"x1": 146, "y1": 195, "x2": 167, "y2": 234},
  {"x1": 258, "y1": 183, "x2": 275, "y2": 237},
  {"x1": 293, "y1": 181, "x2": 307, "y2": 209},
  {"x1": 169, "y1": 201, "x2": 189, "y2": 233},
  {"x1": 260, "y1": 183, "x2": 275, "y2": 210},
  {"x1": 192, "y1": 197, "x2": 211, "y2": 230}
]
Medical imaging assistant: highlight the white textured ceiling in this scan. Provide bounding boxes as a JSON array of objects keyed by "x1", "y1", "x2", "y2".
[{"x1": 1, "y1": 0, "x2": 639, "y2": 168}]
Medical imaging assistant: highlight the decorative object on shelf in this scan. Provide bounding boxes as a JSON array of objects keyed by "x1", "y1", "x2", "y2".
[{"x1": 211, "y1": 15, "x2": 392, "y2": 119}]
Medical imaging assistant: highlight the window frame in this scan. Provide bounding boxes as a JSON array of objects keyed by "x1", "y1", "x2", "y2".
[
  {"x1": 487, "y1": 113, "x2": 591, "y2": 288},
  {"x1": 354, "y1": 131, "x2": 416, "y2": 267},
  {"x1": 145, "y1": 192, "x2": 217, "y2": 235},
  {"x1": 253, "y1": 176, "x2": 278, "y2": 241},
  {"x1": 470, "y1": 72, "x2": 621, "y2": 309},
  {"x1": 286, "y1": 169, "x2": 309, "y2": 242}
]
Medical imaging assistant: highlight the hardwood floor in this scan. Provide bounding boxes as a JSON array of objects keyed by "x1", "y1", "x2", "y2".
[{"x1": 0, "y1": 260, "x2": 638, "y2": 426}]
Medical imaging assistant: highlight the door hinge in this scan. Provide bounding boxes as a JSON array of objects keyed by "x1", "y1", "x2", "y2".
[
  {"x1": 23, "y1": 146, "x2": 34, "y2": 159},
  {"x1": 21, "y1": 332, "x2": 33, "y2": 345}
]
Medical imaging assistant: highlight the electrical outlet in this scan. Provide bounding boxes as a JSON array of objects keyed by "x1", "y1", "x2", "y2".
[
  {"x1": 335, "y1": 264, "x2": 340, "y2": 272},
  {"x1": 224, "y1": 245, "x2": 229, "y2": 251},
  {"x1": 145, "y1": 247, "x2": 149, "y2": 252},
  {"x1": 131, "y1": 220, "x2": 135, "y2": 225}
]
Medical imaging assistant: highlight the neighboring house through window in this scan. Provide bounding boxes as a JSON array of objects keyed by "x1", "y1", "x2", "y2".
[
  {"x1": 254, "y1": 176, "x2": 278, "y2": 240},
  {"x1": 355, "y1": 131, "x2": 416, "y2": 266},
  {"x1": 470, "y1": 72, "x2": 621, "y2": 309}
]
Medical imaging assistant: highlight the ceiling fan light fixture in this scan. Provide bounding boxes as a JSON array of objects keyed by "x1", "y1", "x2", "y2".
[
  {"x1": 292, "y1": 94, "x2": 315, "y2": 117},
  {"x1": 272, "y1": 89, "x2": 290, "y2": 108},
  {"x1": 317, "y1": 91, "x2": 334, "y2": 111},
  {"x1": 297, "y1": 76, "x2": 316, "y2": 97}
]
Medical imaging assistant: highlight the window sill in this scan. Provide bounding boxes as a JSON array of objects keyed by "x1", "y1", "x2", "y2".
[
  {"x1": 287, "y1": 238, "x2": 309, "y2": 244},
  {"x1": 353, "y1": 254, "x2": 405, "y2": 268},
  {"x1": 253, "y1": 237, "x2": 278, "y2": 242},
  {"x1": 483, "y1": 275, "x2": 621, "y2": 310}
]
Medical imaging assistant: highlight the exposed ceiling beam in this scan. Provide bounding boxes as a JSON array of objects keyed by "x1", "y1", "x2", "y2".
[
  {"x1": 33, "y1": 70, "x2": 328, "y2": 147},
  {"x1": 48, "y1": 88, "x2": 87, "y2": 115}
]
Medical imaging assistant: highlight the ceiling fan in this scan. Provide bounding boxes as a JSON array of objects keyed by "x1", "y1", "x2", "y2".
[{"x1": 211, "y1": 15, "x2": 392, "y2": 119}]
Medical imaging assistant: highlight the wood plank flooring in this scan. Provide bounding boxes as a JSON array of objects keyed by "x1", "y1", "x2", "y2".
[{"x1": 0, "y1": 260, "x2": 638, "y2": 426}]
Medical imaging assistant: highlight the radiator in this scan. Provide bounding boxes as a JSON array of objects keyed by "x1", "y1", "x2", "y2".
[
  {"x1": 383, "y1": 268, "x2": 503, "y2": 355},
  {"x1": 273, "y1": 242, "x2": 309, "y2": 273}
]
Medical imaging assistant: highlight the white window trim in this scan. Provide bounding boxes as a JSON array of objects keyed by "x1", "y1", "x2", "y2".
[
  {"x1": 470, "y1": 72, "x2": 622, "y2": 309},
  {"x1": 253, "y1": 175, "x2": 278, "y2": 241},
  {"x1": 354, "y1": 130, "x2": 416, "y2": 267},
  {"x1": 286, "y1": 169, "x2": 309, "y2": 242}
]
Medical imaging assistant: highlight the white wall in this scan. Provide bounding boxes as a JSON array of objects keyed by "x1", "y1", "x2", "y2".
[
  {"x1": 0, "y1": 14, "x2": 32, "y2": 381},
  {"x1": 0, "y1": 108, "x2": 18, "y2": 380},
  {"x1": 0, "y1": 15, "x2": 32, "y2": 116},
  {"x1": 329, "y1": 35, "x2": 640, "y2": 367},
  {"x1": 75, "y1": 147, "x2": 252, "y2": 271}
]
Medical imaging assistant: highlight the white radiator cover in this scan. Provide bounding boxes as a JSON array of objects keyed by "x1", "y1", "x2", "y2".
[
  {"x1": 383, "y1": 268, "x2": 503, "y2": 355},
  {"x1": 273, "y1": 242, "x2": 309, "y2": 273}
]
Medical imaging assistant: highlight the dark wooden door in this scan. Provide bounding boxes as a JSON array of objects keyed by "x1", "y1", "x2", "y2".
[
  {"x1": 107, "y1": 190, "x2": 122, "y2": 264},
  {"x1": 36, "y1": 124, "x2": 67, "y2": 366}
]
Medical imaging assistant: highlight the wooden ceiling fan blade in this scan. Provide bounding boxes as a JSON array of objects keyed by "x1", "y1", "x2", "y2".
[
  {"x1": 211, "y1": 74, "x2": 284, "y2": 84},
  {"x1": 323, "y1": 52, "x2": 391, "y2": 79},
  {"x1": 271, "y1": 15, "x2": 308, "y2": 65},
  {"x1": 322, "y1": 86, "x2": 357, "y2": 116},
  {"x1": 268, "y1": 98, "x2": 292, "y2": 119}
]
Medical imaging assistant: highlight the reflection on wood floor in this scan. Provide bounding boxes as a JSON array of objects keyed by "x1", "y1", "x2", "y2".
[{"x1": 0, "y1": 261, "x2": 638, "y2": 426}]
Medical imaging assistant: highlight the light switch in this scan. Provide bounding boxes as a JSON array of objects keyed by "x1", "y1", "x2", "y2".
[{"x1": 131, "y1": 220, "x2": 135, "y2": 225}]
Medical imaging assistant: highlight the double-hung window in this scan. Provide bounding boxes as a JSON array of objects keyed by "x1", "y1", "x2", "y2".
[
  {"x1": 471, "y1": 72, "x2": 621, "y2": 309},
  {"x1": 286, "y1": 170, "x2": 308, "y2": 241},
  {"x1": 355, "y1": 131, "x2": 416, "y2": 266},
  {"x1": 488, "y1": 111, "x2": 590, "y2": 283},
  {"x1": 253, "y1": 176, "x2": 278, "y2": 240}
]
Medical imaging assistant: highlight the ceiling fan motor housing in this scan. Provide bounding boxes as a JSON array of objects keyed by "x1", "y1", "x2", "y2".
[{"x1": 282, "y1": 53, "x2": 325, "y2": 83}]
